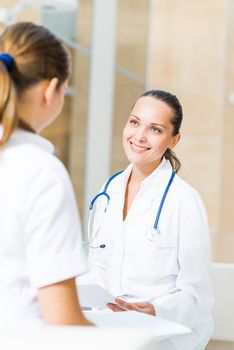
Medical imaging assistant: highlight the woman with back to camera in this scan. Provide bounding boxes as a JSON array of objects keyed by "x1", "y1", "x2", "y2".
[
  {"x1": 0, "y1": 22, "x2": 92, "y2": 326},
  {"x1": 81, "y1": 90, "x2": 214, "y2": 349}
]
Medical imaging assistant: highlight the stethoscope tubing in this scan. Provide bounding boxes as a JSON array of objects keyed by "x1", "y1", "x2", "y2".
[
  {"x1": 86, "y1": 168, "x2": 176, "y2": 248},
  {"x1": 89, "y1": 170, "x2": 124, "y2": 210},
  {"x1": 153, "y1": 169, "x2": 176, "y2": 230}
]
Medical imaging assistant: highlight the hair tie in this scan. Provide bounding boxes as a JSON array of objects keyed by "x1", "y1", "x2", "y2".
[{"x1": 0, "y1": 53, "x2": 14, "y2": 71}]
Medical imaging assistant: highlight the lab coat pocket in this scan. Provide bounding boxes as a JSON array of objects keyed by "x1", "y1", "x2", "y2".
[
  {"x1": 146, "y1": 230, "x2": 178, "y2": 277},
  {"x1": 146, "y1": 228, "x2": 176, "y2": 248},
  {"x1": 153, "y1": 238, "x2": 176, "y2": 248}
]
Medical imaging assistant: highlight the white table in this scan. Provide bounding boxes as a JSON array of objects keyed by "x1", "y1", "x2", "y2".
[
  {"x1": 0, "y1": 327, "x2": 158, "y2": 350},
  {"x1": 84, "y1": 310, "x2": 191, "y2": 342},
  {"x1": 0, "y1": 313, "x2": 191, "y2": 350}
]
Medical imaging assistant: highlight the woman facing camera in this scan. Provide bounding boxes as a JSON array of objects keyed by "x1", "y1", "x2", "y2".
[{"x1": 82, "y1": 90, "x2": 214, "y2": 349}]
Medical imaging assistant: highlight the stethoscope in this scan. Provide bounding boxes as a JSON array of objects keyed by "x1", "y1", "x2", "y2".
[{"x1": 84, "y1": 168, "x2": 176, "y2": 249}]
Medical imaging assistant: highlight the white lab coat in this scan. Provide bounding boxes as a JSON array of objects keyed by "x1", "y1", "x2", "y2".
[
  {"x1": 82, "y1": 158, "x2": 214, "y2": 350},
  {"x1": 0, "y1": 127, "x2": 87, "y2": 325}
]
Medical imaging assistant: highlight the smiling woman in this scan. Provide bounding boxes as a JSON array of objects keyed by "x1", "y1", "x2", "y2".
[
  {"x1": 79, "y1": 89, "x2": 214, "y2": 350},
  {"x1": 123, "y1": 90, "x2": 181, "y2": 177}
]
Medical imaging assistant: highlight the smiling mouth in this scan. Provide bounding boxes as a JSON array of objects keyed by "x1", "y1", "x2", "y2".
[{"x1": 130, "y1": 141, "x2": 150, "y2": 152}]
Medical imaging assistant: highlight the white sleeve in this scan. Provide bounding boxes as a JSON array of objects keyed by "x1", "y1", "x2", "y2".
[
  {"x1": 152, "y1": 191, "x2": 214, "y2": 329},
  {"x1": 24, "y1": 157, "x2": 87, "y2": 288}
]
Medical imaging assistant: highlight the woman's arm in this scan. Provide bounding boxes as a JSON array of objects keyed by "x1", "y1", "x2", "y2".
[
  {"x1": 108, "y1": 190, "x2": 214, "y2": 329},
  {"x1": 38, "y1": 277, "x2": 93, "y2": 325},
  {"x1": 150, "y1": 191, "x2": 213, "y2": 328}
]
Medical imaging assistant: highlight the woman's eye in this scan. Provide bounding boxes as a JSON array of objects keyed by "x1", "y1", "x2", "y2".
[
  {"x1": 150, "y1": 127, "x2": 161, "y2": 133},
  {"x1": 129, "y1": 119, "x2": 138, "y2": 126}
]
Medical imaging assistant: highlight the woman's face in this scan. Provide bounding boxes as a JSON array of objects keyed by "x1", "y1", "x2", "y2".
[{"x1": 122, "y1": 96, "x2": 180, "y2": 171}]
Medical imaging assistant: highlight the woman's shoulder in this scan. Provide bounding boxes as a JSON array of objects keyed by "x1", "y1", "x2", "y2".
[
  {"x1": 173, "y1": 173, "x2": 199, "y2": 195},
  {"x1": 3, "y1": 130, "x2": 69, "y2": 183},
  {"x1": 100, "y1": 165, "x2": 131, "y2": 192},
  {"x1": 173, "y1": 174, "x2": 202, "y2": 202}
]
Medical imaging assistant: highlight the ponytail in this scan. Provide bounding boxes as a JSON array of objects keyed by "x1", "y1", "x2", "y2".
[
  {"x1": 163, "y1": 149, "x2": 181, "y2": 173},
  {"x1": 0, "y1": 63, "x2": 17, "y2": 147},
  {"x1": 0, "y1": 22, "x2": 70, "y2": 146}
]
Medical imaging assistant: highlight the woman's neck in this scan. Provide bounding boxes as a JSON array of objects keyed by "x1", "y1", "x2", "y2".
[
  {"x1": 123, "y1": 160, "x2": 161, "y2": 221},
  {"x1": 130, "y1": 160, "x2": 161, "y2": 185},
  {"x1": 18, "y1": 119, "x2": 36, "y2": 133},
  {"x1": 16, "y1": 100, "x2": 40, "y2": 133},
  {"x1": 16, "y1": 82, "x2": 46, "y2": 134}
]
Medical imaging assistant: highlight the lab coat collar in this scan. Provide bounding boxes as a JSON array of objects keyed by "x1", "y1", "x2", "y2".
[
  {"x1": 108, "y1": 159, "x2": 174, "y2": 223},
  {"x1": 140, "y1": 158, "x2": 173, "y2": 192},
  {"x1": 2, "y1": 126, "x2": 55, "y2": 154},
  {"x1": 108, "y1": 163, "x2": 133, "y2": 194},
  {"x1": 127, "y1": 159, "x2": 173, "y2": 222},
  {"x1": 112, "y1": 158, "x2": 172, "y2": 192}
]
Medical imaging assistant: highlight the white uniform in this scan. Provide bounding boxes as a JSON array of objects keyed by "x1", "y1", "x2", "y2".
[
  {"x1": 83, "y1": 158, "x2": 214, "y2": 350},
  {"x1": 0, "y1": 128, "x2": 87, "y2": 325}
]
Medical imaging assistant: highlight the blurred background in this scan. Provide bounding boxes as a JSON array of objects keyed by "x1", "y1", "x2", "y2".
[
  {"x1": 1, "y1": 1, "x2": 234, "y2": 348},
  {"x1": 0, "y1": 0, "x2": 233, "y2": 267}
]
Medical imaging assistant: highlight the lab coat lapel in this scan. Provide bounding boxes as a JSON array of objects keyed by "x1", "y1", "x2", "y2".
[
  {"x1": 124, "y1": 160, "x2": 173, "y2": 223},
  {"x1": 110, "y1": 165, "x2": 154, "y2": 224},
  {"x1": 106, "y1": 165, "x2": 131, "y2": 227},
  {"x1": 123, "y1": 189, "x2": 154, "y2": 223}
]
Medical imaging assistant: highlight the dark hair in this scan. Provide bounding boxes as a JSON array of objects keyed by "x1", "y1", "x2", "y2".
[
  {"x1": 0, "y1": 22, "x2": 71, "y2": 146},
  {"x1": 140, "y1": 89, "x2": 183, "y2": 172}
]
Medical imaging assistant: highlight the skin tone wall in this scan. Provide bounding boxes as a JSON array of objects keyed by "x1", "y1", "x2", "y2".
[{"x1": 147, "y1": 0, "x2": 234, "y2": 263}]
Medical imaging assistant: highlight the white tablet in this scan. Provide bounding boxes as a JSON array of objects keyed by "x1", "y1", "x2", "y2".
[{"x1": 77, "y1": 284, "x2": 116, "y2": 309}]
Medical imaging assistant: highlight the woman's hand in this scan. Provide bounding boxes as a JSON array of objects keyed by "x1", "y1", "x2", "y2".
[{"x1": 107, "y1": 298, "x2": 156, "y2": 316}]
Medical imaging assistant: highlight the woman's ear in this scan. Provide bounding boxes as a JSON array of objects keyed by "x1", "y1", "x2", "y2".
[
  {"x1": 170, "y1": 133, "x2": 181, "y2": 149},
  {"x1": 44, "y1": 77, "x2": 59, "y2": 106}
]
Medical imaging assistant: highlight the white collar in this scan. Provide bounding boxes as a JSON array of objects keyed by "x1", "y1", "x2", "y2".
[
  {"x1": 111, "y1": 158, "x2": 173, "y2": 193},
  {"x1": 141, "y1": 158, "x2": 172, "y2": 188},
  {"x1": 0, "y1": 126, "x2": 54, "y2": 154}
]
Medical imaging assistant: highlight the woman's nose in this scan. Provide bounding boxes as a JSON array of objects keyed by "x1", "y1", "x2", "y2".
[{"x1": 135, "y1": 128, "x2": 147, "y2": 142}]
